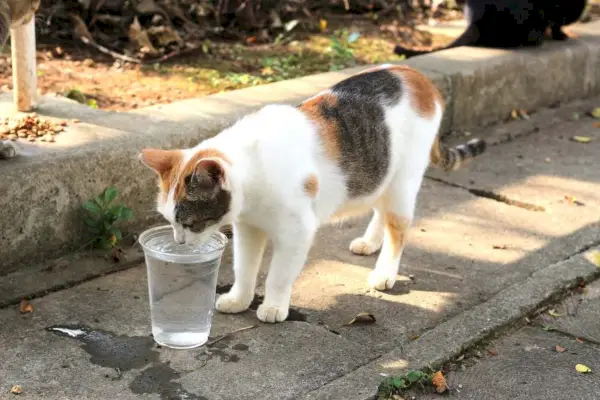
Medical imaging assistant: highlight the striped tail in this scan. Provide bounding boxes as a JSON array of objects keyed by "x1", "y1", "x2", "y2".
[{"x1": 430, "y1": 137, "x2": 487, "y2": 171}]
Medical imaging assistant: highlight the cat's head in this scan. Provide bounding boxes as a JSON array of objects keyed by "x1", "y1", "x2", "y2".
[{"x1": 140, "y1": 148, "x2": 238, "y2": 245}]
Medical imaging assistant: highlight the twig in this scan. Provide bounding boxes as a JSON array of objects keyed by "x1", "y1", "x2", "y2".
[
  {"x1": 79, "y1": 36, "x2": 141, "y2": 64},
  {"x1": 207, "y1": 325, "x2": 257, "y2": 346}
]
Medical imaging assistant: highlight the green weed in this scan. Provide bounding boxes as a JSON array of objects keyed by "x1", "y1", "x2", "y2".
[{"x1": 82, "y1": 186, "x2": 133, "y2": 250}]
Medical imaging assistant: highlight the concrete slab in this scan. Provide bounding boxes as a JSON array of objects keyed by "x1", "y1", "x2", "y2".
[
  {"x1": 301, "y1": 247, "x2": 600, "y2": 400},
  {"x1": 408, "y1": 326, "x2": 600, "y2": 400},
  {"x1": 536, "y1": 279, "x2": 600, "y2": 344},
  {"x1": 0, "y1": 267, "x2": 375, "y2": 400}
]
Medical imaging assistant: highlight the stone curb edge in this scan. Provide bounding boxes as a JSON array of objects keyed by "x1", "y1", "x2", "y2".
[{"x1": 299, "y1": 245, "x2": 600, "y2": 400}]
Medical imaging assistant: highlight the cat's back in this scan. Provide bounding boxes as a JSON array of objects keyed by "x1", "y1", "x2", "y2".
[{"x1": 297, "y1": 65, "x2": 443, "y2": 198}]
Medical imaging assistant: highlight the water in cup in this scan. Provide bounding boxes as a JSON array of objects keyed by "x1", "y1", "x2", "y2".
[{"x1": 139, "y1": 226, "x2": 228, "y2": 349}]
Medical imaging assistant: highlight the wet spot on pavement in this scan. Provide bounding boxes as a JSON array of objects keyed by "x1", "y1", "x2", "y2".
[
  {"x1": 130, "y1": 363, "x2": 208, "y2": 400},
  {"x1": 46, "y1": 325, "x2": 159, "y2": 371}
]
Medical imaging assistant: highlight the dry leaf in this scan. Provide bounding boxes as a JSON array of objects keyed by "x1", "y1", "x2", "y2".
[
  {"x1": 10, "y1": 385, "x2": 22, "y2": 395},
  {"x1": 493, "y1": 244, "x2": 508, "y2": 250},
  {"x1": 487, "y1": 349, "x2": 499, "y2": 356},
  {"x1": 344, "y1": 312, "x2": 376, "y2": 326},
  {"x1": 576, "y1": 338, "x2": 585, "y2": 344},
  {"x1": 518, "y1": 109, "x2": 530, "y2": 120},
  {"x1": 571, "y1": 136, "x2": 593, "y2": 143},
  {"x1": 591, "y1": 107, "x2": 600, "y2": 119},
  {"x1": 594, "y1": 122, "x2": 600, "y2": 128},
  {"x1": 510, "y1": 109, "x2": 519, "y2": 119},
  {"x1": 576, "y1": 364, "x2": 591, "y2": 373},
  {"x1": 408, "y1": 335, "x2": 420, "y2": 341},
  {"x1": 431, "y1": 371, "x2": 448, "y2": 393},
  {"x1": 586, "y1": 250, "x2": 600, "y2": 268},
  {"x1": 111, "y1": 247, "x2": 123, "y2": 263},
  {"x1": 564, "y1": 195, "x2": 585, "y2": 206},
  {"x1": 548, "y1": 309, "x2": 563, "y2": 317},
  {"x1": 19, "y1": 299, "x2": 33, "y2": 314},
  {"x1": 555, "y1": 345, "x2": 567, "y2": 353},
  {"x1": 319, "y1": 19, "x2": 327, "y2": 32}
]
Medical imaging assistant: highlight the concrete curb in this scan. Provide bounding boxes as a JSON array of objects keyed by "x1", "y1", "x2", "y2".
[
  {"x1": 299, "y1": 245, "x2": 600, "y2": 400},
  {"x1": 0, "y1": 21, "x2": 599, "y2": 273}
]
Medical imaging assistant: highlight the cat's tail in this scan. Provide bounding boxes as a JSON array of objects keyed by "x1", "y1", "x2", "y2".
[{"x1": 430, "y1": 137, "x2": 486, "y2": 171}]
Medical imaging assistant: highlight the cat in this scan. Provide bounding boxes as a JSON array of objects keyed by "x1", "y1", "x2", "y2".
[
  {"x1": 0, "y1": 0, "x2": 40, "y2": 160},
  {"x1": 394, "y1": 0, "x2": 588, "y2": 58},
  {"x1": 140, "y1": 64, "x2": 486, "y2": 323}
]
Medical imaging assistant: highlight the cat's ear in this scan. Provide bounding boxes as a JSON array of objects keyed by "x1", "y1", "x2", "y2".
[
  {"x1": 193, "y1": 159, "x2": 226, "y2": 186},
  {"x1": 139, "y1": 149, "x2": 179, "y2": 175}
]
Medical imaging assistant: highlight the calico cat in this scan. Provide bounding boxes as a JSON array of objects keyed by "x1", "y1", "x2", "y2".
[
  {"x1": 394, "y1": 0, "x2": 588, "y2": 58},
  {"x1": 0, "y1": 0, "x2": 40, "y2": 160},
  {"x1": 140, "y1": 65, "x2": 486, "y2": 323}
]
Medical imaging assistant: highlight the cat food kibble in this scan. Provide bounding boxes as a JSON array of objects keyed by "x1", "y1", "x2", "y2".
[{"x1": 0, "y1": 114, "x2": 69, "y2": 143}]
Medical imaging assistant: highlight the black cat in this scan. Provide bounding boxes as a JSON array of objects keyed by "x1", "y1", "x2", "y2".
[{"x1": 394, "y1": 0, "x2": 588, "y2": 58}]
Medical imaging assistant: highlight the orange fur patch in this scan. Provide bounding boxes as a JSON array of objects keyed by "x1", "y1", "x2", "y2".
[
  {"x1": 385, "y1": 212, "x2": 409, "y2": 257},
  {"x1": 387, "y1": 65, "x2": 444, "y2": 119},
  {"x1": 140, "y1": 149, "x2": 183, "y2": 193},
  {"x1": 303, "y1": 174, "x2": 319, "y2": 198},
  {"x1": 173, "y1": 148, "x2": 231, "y2": 200},
  {"x1": 298, "y1": 93, "x2": 341, "y2": 162}
]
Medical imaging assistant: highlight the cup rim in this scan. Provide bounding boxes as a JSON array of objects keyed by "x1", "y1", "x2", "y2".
[{"x1": 138, "y1": 224, "x2": 228, "y2": 262}]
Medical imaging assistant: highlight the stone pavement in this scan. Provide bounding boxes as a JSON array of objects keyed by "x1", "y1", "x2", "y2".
[
  {"x1": 406, "y1": 279, "x2": 600, "y2": 400},
  {"x1": 0, "y1": 98, "x2": 599, "y2": 399}
]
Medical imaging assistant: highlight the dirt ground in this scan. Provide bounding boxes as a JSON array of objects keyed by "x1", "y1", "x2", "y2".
[{"x1": 1, "y1": 4, "x2": 599, "y2": 112}]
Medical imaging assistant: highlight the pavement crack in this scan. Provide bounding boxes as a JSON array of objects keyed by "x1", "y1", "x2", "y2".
[{"x1": 425, "y1": 176, "x2": 545, "y2": 212}]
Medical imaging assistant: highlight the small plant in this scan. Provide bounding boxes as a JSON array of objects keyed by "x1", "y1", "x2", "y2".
[
  {"x1": 82, "y1": 186, "x2": 133, "y2": 250},
  {"x1": 378, "y1": 368, "x2": 446, "y2": 398},
  {"x1": 328, "y1": 29, "x2": 360, "y2": 71}
]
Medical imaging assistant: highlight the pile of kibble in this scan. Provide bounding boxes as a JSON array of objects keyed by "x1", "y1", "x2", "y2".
[{"x1": 0, "y1": 114, "x2": 69, "y2": 143}]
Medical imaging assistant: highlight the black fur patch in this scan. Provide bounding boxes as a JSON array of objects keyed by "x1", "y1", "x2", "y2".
[
  {"x1": 174, "y1": 173, "x2": 231, "y2": 233},
  {"x1": 321, "y1": 70, "x2": 401, "y2": 197}
]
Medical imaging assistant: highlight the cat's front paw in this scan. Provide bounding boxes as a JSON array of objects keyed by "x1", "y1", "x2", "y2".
[
  {"x1": 215, "y1": 292, "x2": 252, "y2": 314},
  {"x1": 368, "y1": 270, "x2": 396, "y2": 291},
  {"x1": 256, "y1": 304, "x2": 288, "y2": 323},
  {"x1": 349, "y1": 237, "x2": 381, "y2": 256}
]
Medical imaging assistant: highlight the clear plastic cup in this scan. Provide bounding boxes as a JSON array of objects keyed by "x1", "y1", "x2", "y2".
[{"x1": 138, "y1": 225, "x2": 228, "y2": 349}]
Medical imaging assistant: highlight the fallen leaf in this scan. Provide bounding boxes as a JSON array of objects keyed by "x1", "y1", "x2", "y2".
[
  {"x1": 493, "y1": 244, "x2": 508, "y2": 250},
  {"x1": 344, "y1": 312, "x2": 376, "y2": 326},
  {"x1": 19, "y1": 299, "x2": 33, "y2": 314},
  {"x1": 408, "y1": 335, "x2": 420, "y2": 341},
  {"x1": 487, "y1": 349, "x2": 499, "y2": 356},
  {"x1": 10, "y1": 385, "x2": 22, "y2": 394},
  {"x1": 555, "y1": 345, "x2": 567, "y2": 353},
  {"x1": 518, "y1": 109, "x2": 530, "y2": 120},
  {"x1": 594, "y1": 122, "x2": 600, "y2": 128},
  {"x1": 111, "y1": 247, "x2": 123, "y2": 263},
  {"x1": 542, "y1": 325, "x2": 555, "y2": 332},
  {"x1": 564, "y1": 195, "x2": 585, "y2": 206},
  {"x1": 431, "y1": 371, "x2": 448, "y2": 393},
  {"x1": 548, "y1": 309, "x2": 563, "y2": 317},
  {"x1": 571, "y1": 136, "x2": 593, "y2": 143},
  {"x1": 576, "y1": 338, "x2": 585, "y2": 344},
  {"x1": 246, "y1": 36, "x2": 257, "y2": 44},
  {"x1": 572, "y1": 112, "x2": 580, "y2": 121},
  {"x1": 576, "y1": 364, "x2": 591, "y2": 373},
  {"x1": 591, "y1": 107, "x2": 600, "y2": 119},
  {"x1": 319, "y1": 19, "x2": 327, "y2": 32},
  {"x1": 455, "y1": 354, "x2": 465, "y2": 361},
  {"x1": 510, "y1": 109, "x2": 519, "y2": 119},
  {"x1": 586, "y1": 250, "x2": 600, "y2": 268}
]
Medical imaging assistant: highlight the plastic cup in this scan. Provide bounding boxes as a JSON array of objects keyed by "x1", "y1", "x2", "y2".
[{"x1": 138, "y1": 225, "x2": 228, "y2": 349}]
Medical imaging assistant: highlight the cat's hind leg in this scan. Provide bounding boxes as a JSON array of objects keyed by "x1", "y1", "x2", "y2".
[
  {"x1": 349, "y1": 207, "x2": 384, "y2": 256},
  {"x1": 368, "y1": 176, "x2": 421, "y2": 291},
  {"x1": 215, "y1": 223, "x2": 268, "y2": 314}
]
